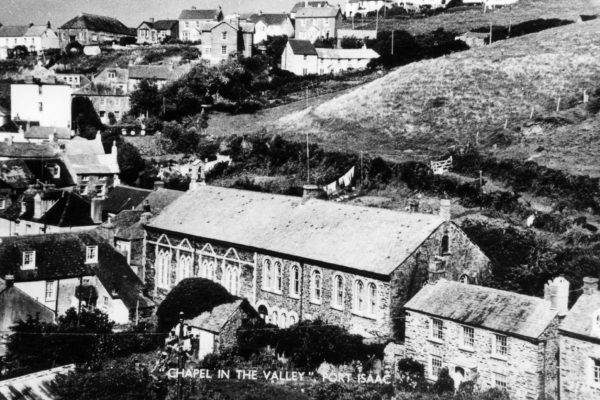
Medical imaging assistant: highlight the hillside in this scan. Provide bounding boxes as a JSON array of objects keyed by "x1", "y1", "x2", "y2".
[{"x1": 271, "y1": 18, "x2": 600, "y2": 177}]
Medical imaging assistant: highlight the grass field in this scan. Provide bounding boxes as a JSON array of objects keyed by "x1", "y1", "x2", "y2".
[{"x1": 267, "y1": 17, "x2": 600, "y2": 177}]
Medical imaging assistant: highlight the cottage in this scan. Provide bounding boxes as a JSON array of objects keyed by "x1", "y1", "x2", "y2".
[
  {"x1": 11, "y1": 82, "x2": 73, "y2": 129},
  {"x1": 127, "y1": 64, "x2": 190, "y2": 92},
  {"x1": 290, "y1": 2, "x2": 334, "y2": 19},
  {"x1": 144, "y1": 186, "x2": 490, "y2": 339},
  {"x1": 197, "y1": 21, "x2": 254, "y2": 64},
  {"x1": 316, "y1": 46, "x2": 379, "y2": 74},
  {"x1": 559, "y1": 277, "x2": 600, "y2": 400},
  {"x1": 404, "y1": 279, "x2": 567, "y2": 400},
  {"x1": 247, "y1": 13, "x2": 295, "y2": 44},
  {"x1": 295, "y1": 6, "x2": 343, "y2": 42},
  {"x1": 281, "y1": 39, "x2": 319, "y2": 75},
  {"x1": 0, "y1": 23, "x2": 59, "y2": 59},
  {"x1": 75, "y1": 67, "x2": 129, "y2": 123},
  {"x1": 57, "y1": 13, "x2": 134, "y2": 49},
  {"x1": 178, "y1": 7, "x2": 224, "y2": 42},
  {"x1": 137, "y1": 19, "x2": 179, "y2": 44}
]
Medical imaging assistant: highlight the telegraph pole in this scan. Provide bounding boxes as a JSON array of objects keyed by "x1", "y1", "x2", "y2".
[
  {"x1": 306, "y1": 132, "x2": 310, "y2": 183},
  {"x1": 177, "y1": 311, "x2": 184, "y2": 400},
  {"x1": 391, "y1": 30, "x2": 394, "y2": 55}
]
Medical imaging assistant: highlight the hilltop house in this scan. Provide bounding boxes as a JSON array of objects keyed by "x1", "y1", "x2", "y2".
[
  {"x1": 127, "y1": 64, "x2": 191, "y2": 91},
  {"x1": 178, "y1": 7, "x2": 224, "y2": 42},
  {"x1": 136, "y1": 19, "x2": 179, "y2": 44},
  {"x1": 559, "y1": 277, "x2": 600, "y2": 400},
  {"x1": 75, "y1": 67, "x2": 129, "y2": 123},
  {"x1": 0, "y1": 23, "x2": 59, "y2": 60},
  {"x1": 54, "y1": 72, "x2": 91, "y2": 89},
  {"x1": 344, "y1": 0, "x2": 393, "y2": 17},
  {"x1": 197, "y1": 21, "x2": 254, "y2": 64},
  {"x1": 404, "y1": 279, "x2": 567, "y2": 400},
  {"x1": 290, "y1": 2, "x2": 334, "y2": 19},
  {"x1": 144, "y1": 186, "x2": 490, "y2": 339},
  {"x1": 295, "y1": 6, "x2": 342, "y2": 42},
  {"x1": 0, "y1": 232, "x2": 154, "y2": 324},
  {"x1": 247, "y1": 13, "x2": 295, "y2": 44},
  {"x1": 11, "y1": 82, "x2": 73, "y2": 129},
  {"x1": 57, "y1": 13, "x2": 134, "y2": 49}
]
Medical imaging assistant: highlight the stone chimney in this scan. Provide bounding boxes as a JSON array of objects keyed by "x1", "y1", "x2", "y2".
[
  {"x1": 4, "y1": 275, "x2": 14, "y2": 288},
  {"x1": 583, "y1": 277, "x2": 599, "y2": 295},
  {"x1": 149, "y1": 17, "x2": 155, "y2": 23},
  {"x1": 111, "y1": 141, "x2": 118, "y2": 162},
  {"x1": 47, "y1": 21, "x2": 51, "y2": 29},
  {"x1": 439, "y1": 199, "x2": 451, "y2": 221},
  {"x1": 428, "y1": 259, "x2": 446, "y2": 282},
  {"x1": 33, "y1": 193, "x2": 43, "y2": 219},
  {"x1": 302, "y1": 184, "x2": 325, "y2": 202},
  {"x1": 29, "y1": 22, "x2": 34, "y2": 28},
  {"x1": 153, "y1": 181, "x2": 165, "y2": 191},
  {"x1": 90, "y1": 198, "x2": 103, "y2": 224}
]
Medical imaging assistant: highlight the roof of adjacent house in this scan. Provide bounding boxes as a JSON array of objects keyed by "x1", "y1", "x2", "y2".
[
  {"x1": 0, "y1": 232, "x2": 153, "y2": 311},
  {"x1": 185, "y1": 299, "x2": 244, "y2": 334},
  {"x1": 63, "y1": 137, "x2": 119, "y2": 176},
  {"x1": 0, "y1": 142, "x2": 59, "y2": 159},
  {"x1": 0, "y1": 364, "x2": 75, "y2": 400},
  {"x1": 24, "y1": 25, "x2": 50, "y2": 37},
  {"x1": 0, "y1": 26, "x2": 29, "y2": 38},
  {"x1": 138, "y1": 20, "x2": 179, "y2": 31},
  {"x1": 178, "y1": 9, "x2": 222, "y2": 20},
  {"x1": 59, "y1": 13, "x2": 132, "y2": 36},
  {"x1": 134, "y1": 188, "x2": 185, "y2": 214},
  {"x1": 196, "y1": 20, "x2": 254, "y2": 34},
  {"x1": 560, "y1": 290, "x2": 600, "y2": 339},
  {"x1": 291, "y1": 1, "x2": 333, "y2": 13},
  {"x1": 405, "y1": 280, "x2": 557, "y2": 340},
  {"x1": 247, "y1": 13, "x2": 290, "y2": 25},
  {"x1": 24, "y1": 126, "x2": 73, "y2": 140},
  {"x1": 103, "y1": 185, "x2": 152, "y2": 216},
  {"x1": 147, "y1": 186, "x2": 445, "y2": 276},
  {"x1": 295, "y1": 7, "x2": 340, "y2": 18},
  {"x1": 316, "y1": 47, "x2": 380, "y2": 59},
  {"x1": 0, "y1": 284, "x2": 55, "y2": 332},
  {"x1": 288, "y1": 39, "x2": 318, "y2": 55},
  {"x1": 111, "y1": 210, "x2": 145, "y2": 241},
  {"x1": 0, "y1": 160, "x2": 35, "y2": 190},
  {"x1": 128, "y1": 64, "x2": 189, "y2": 81}
]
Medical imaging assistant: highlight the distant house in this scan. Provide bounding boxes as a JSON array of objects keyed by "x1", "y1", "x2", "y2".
[
  {"x1": 54, "y1": 72, "x2": 91, "y2": 88},
  {"x1": 559, "y1": 277, "x2": 600, "y2": 400},
  {"x1": 178, "y1": 299, "x2": 261, "y2": 359},
  {"x1": 247, "y1": 12, "x2": 295, "y2": 44},
  {"x1": 0, "y1": 232, "x2": 154, "y2": 324},
  {"x1": 295, "y1": 6, "x2": 343, "y2": 42},
  {"x1": 281, "y1": 39, "x2": 319, "y2": 76},
  {"x1": 197, "y1": 21, "x2": 254, "y2": 64},
  {"x1": 57, "y1": 13, "x2": 134, "y2": 49},
  {"x1": 344, "y1": 0, "x2": 393, "y2": 16},
  {"x1": 11, "y1": 82, "x2": 73, "y2": 129},
  {"x1": 0, "y1": 23, "x2": 60, "y2": 60},
  {"x1": 75, "y1": 67, "x2": 129, "y2": 123},
  {"x1": 290, "y1": 1, "x2": 334, "y2": 19},
  {"x1": 137, "y1": 19, "x2": 179, "y2": 44},
  {"x1": 127, "y1": 64, "x2": 191, "y2": 92},
  {"x1": 404, "y1": 279, "x2": 566, "y2": 400},
  {"x1": 178, "y1": 7, "x2": 224, "y2": 42}
]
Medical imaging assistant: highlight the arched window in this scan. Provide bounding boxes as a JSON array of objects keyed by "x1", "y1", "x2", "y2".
[
  {"x1": 333, "y1": 275, "x2": 344, "y2": 308},
  {"x1": 311, "y1": 270, "x2": 322, "y2": 302},
  {"x1": 271, "y1": 310, "x2": 278, "y2": 325},
  {"x1": 156, "y1": 250, "x2": 171, "y2": 287},
  {"x1": 290, "y1": 265, "x2": 300, "y2": 296},
  {"x1": 200, "y1": 260, "x2": 208, "y2": 278},
  {"x1": 441, "y1": 232, "x2": 449, "y2": 255},
  {"x1": 274, "y1": 261, "x2": 283, "y2": 292},
  {"x1": 280, "y1": 313, "x2": 287, "y2": 328},
  {"x1": 354, "y1": 280, "x2": 364, "y2": 313},
  {"x1": 368, "y1": 283, "x2": 377, "y2": 316},
  {"x1": 178, "y1": 255, "x2": 192, "y2": 282},
  {"x1": 215, "y1": 265, "x2": 223, "y2": 284},
  {"x1": 207, "y1": 261, "x2": 215, "y2": 281},
  {"x1": 258, "y1": 305, "x2": 268, "y2": 320},
  {"x1": 460, "y1": 274, "x2": 469, "y2": 284},
  {"x1": 224, "y1": 266, "x2": 239, "y2": 295},
  {"x1": 263, "y1": 258, "x2": 272, "y2": 290},
  {"x1": 289, "y1": 315, "x2": 296, "y2": 326}
]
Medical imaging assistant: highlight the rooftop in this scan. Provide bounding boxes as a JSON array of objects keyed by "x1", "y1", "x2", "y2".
[
  {"x1": 59, "y1": 13, "x2": 132, "y2": 36},
  {"x1": 185, "y1": 299, "x2": 244, "y2": 334},
  {"x1": 147, "y1": 186, "x2": 445, "y2": 276},
  {"x1": 288, "y1": 39, "x2": 318, "y2": 56},
  {"x1": 24, "y1": 126, "x2": 73, "y2": 140},
  {"x1": 291, "y1": 1, "x2": 333, "y2": 13},
  {"x1": 139, "y1": 20, "x2": 179, "y2": 31},
  {"x1": 128, "y1": 64, "x2": 189, "y2": 81},
  {"x1": 404, "y1": 280, "x2": 557, "y2": 340},
  {"x1": 316, "y1": 47, "x2": 380, "y2": 59},
  {"x1": 178, "y1": 9, "x2": 222, "y2": 20},
  {"x1": 247, "y1": 13, "x2": 290, "y2": 25},
  {"x1": 560, "y1": 289, "x2": 600, "y2": 340},
  {"x1": 295, "y1": 7, "x2": 340, "y2": 18},
  {"x1": 0, "y1": 142, "x2": 59, "y2": 159},
  {"x1": 103, "y1": 185, "x2": 152, "y2": 216}
]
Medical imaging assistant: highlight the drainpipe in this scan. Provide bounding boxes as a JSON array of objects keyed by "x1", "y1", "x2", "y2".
[{"x1": 54, "y1": 279, "x2": 60, "y2": 320}]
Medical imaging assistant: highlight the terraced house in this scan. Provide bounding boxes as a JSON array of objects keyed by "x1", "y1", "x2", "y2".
[{"x1": 144, "y1": 185, "x2": 490, "y2": 339}]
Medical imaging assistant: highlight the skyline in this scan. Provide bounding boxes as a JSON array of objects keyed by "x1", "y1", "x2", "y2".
[{"x1": 1, "y1": 0, "x2": 311, "y2": 27}]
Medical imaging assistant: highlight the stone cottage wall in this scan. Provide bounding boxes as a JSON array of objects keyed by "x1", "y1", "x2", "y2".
[{"x1": 559, "y1": 334, "x2": 600, "y2": 400}]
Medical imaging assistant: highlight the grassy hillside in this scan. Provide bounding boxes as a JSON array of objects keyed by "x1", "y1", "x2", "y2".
[{"x1": 272, "y1": 18, "x2": 600, "y2": 177}]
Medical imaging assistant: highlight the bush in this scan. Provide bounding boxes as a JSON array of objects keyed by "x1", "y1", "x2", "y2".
[
  {"x1": 433, "y1": 368, "x2": 455, "y2": 394},
  {"x1": 119, "y1": 36, "x2": 137, "y2": 46},
  {"x1": 396, "y1": 358, "x2": 427, "y2": 392}
]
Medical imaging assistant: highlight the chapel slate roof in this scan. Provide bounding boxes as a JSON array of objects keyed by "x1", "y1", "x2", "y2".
[
  {"x1": 288, "y1": 39, "x2": 318, "y2": 55},
  {"x1": 404, "y1": 280, "x2": 557, "y2": 340},
  {"x1": 184, "y1": 299, "x2": 245, "y2": 334},
  {"x1": 59, "y1": 13, "x2": 133, "y2": 36},
  {"x1": 295, "y1": 7, "x2": 340, "y2": 18},
  {"x1": 247, "y1": 13, "x2": 290, "y2": 25},
  {"x1": 178, "y1": 9, "x2": 222, "y2": 20},
  {"x1": 103, "y1": 185, "x2": 152, "y2": 216},
  {"x1": 147, "y1": 186, "x2": 445, "y2": 276},
  {"x1": 291, "y1": 2, "x2": 333, "y2": 13},
  {"x1": 560, "y1": 290, "x2": 600, "y2": 339}
]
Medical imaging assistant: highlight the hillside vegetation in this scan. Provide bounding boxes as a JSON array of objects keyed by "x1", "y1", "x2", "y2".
[{"x1": 272, "y1": 18, "x2": 600, "y2": 177}]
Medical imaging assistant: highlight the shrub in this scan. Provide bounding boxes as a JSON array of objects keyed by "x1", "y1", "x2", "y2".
[
  {"x1": 396, "y1": 358, "x2": 427, "y2": 392},
  {"x1": 433, "y1": 368, "x2": 455, "y2": 394}
]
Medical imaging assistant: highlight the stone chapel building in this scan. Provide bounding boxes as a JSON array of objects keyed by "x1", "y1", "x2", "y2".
[{"x1": 143, "y1": 185, "x2": 490, "y2": 339}]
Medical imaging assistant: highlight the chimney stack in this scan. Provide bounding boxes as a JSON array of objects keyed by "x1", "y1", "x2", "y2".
[
  {"x1": 149, "y1": 17, "x2": 155, "y2": 23},
  {"x1": 90, "y1": 198, "x2": 103, "y2": 224},
  {"x1": 302, "y1": 184, "x2": 325, "y2": 202},
  {"x1": 583, "y1": 277, "x2": 599, "y2": 295},
  {"x1": 439, "y1": 199, "x2": 451, "y2": 221},
  {"x1": 153, "y1": 181, "x2": 165, "y2": 191},
  {"x1": 4, "y1": 275, "x2": 14, "y2": 288},
  {"x1": 33, "y1": 193, "x2": 43, "y2": 219}
]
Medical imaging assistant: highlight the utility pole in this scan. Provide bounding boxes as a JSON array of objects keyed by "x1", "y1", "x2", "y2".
[
  {"x1": 489, "y1": 21, "x2": 493, "y2": 44},
  {"x1": 360, "y1": 151, "x2": 364, "y2": 186},
  {"x1": 376, "y1": 8, "x2": 379, "y2": 33},
  {"x1": 306, "y1": 86, "x2": 309, "y2": 108},
  {"x1": 77, "y1": 276, "x2": 83, "y2": 327},
  {"x1": 391, "y1": 30, "x2": 394, "y2": 55},
  {"x1": 306, "y1": 132, "x2": 310, "y2": 183},
  {"x1": 177, "y1": 311, "x2": 184, "y2": 400}
]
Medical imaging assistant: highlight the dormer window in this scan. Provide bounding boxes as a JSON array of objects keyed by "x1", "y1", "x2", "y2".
[
  {"x1": 22, "y1": 251, "x2": 36, "y2": 270},
  {"x1": 108, "y1": 71, "x2": 116, "y2": 79},
  {"x1": 86, "y1": 246, "x2": 98, "y2": 264}
]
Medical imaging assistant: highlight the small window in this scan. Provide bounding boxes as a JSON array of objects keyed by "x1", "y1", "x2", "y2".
[
  {"x1": 0, "y1": 198, "x2": 6, "y2": 210},
  {"x1": 431, "y1": 318, "x2": 444, "y2": 341},
  {"x1": 303, "y1": 55, "x2": 307, "y2": 61},
  {"x1": 86, "y1": 246, "x2": 98, "y2": 264},
  {"x1": 493, "y1": 372, "x2": 507, "y2": 389},
  {"x1": 462, "y1": 326, "x2": 474, "y2": 348},
  {"x1": 38, "y1": 102, "x2": 43, "y2": 112},
  {"x1": 222, "y1": 31, "x2": 227, "y2": 40},
  {"x1": 332, "y1": 275, "x2": 344, "y2": 309},
  {"x1": 290, "y1": 265, "x2": 300, "y2": 297},
  {"x1": 108, "y1": 72, "x2": 116, "y2": 79},
  {"x1": 45, "y1": 281, "x2": 55, "y2": 301},
  {"x1": 311, "y1": 270, "x2": 322, "y2": 302},
  {"x1": 592, "y1": 358, "x2": 600, "y2": 385},
  {"x1": 22, "y1": 251, "x2": 36, "y2": 269},
  {"x1": 493, "y1": 334, "x2": 508, "y2": 357},
  {"x1": 430, "y1": 355, "x2": 443, "y2": 379}
]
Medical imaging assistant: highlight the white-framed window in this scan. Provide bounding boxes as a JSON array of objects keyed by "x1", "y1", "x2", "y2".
[
  {"x1": 591, "y1": 358, "x2": 600, "y2": 387},
  {"x1": 45, "y1": 281, "x2": 55, "y2": 301},
  {"x1": 85, "y1": 245, "x2": 98, "y2": 264},
  {"x1": 185, "y1": 21, "x2": 189, "y2": 28},
  {"x1": 38, "y1": 102, "x2": 43, "y2": 112},
  {"x1": 222, "y1": 31, "x2": 227, "y2": 40},
  {"x1": 430, "y1": 355, "x2": 443, "y2": 379},
  {"x1": 311, "y1": 269, "x2": 322, "y2": 303},
  {"x1": 108, "y1": 71, "x2": 116, "y2": 79},
  {"x1": 263, "y1": 258, "x2": 272, "y2": 290},
  {"x1": 115, "y1": 240, "x2": 131, "y2": 264},
  {"x1": 221, "y1": 45, "x2": 227, "y2": 55},
  {"x1": 279, "y1": 312, "x2": 287, "y2": 328},
  {"x1": 332, "y1": 274, "x2": 344, "y2": 309},
  {"x1": 493, "y1": 334, "x2": 508, "y2": 357},
  {"x1": 290, "y1": 264, "x2": 300, "y2": 298},
  {"x1": 461, "y1": 326, "x2": 475, "y2": 349},
  {"x1": 0, "y1": 198, "x2": 6, "y2": 210},
  {"x1": 274, "y1": 261, "x2": 283, "y2": 292},
  {"x1": 493, "y1": 372, "x2": 507, "y2": 390},
  {"x1": 367, "y1": 282, "x2": 377, "y2": 316},
  {"x1": 431, "y1": 318, "x2": 444, "y2": 341},
  {"x1": 22, "y1": 251, "x2": 36, "y2": 270},
  {"x1": 178, "y1": 254, "x2": 193, "y2": 281},
  {"x1": 354, "y1": 279, "x2": 365, "y2": 313},
  {"x1": 156, "y1": 249, "x2": 171, "y2": 288},
  {"x1": 103, "y1": 296, "x2": 109, "y2": 306},
  {"x1": 271, "y1": 310, "x2": 278, "y2": 325}
]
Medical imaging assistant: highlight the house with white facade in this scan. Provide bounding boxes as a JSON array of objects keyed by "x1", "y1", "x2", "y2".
[
  {"x1": 247, "y1": 13, "x2": 295, "y2": 44},
  {"x1": 178, "y1": 7, "x2": 224, "y2": 42},
  {"x1": 0, "y1": 23, "x2": 59, "y2": 60},
  {"x1": 344, "y1": 0, "x2": 393, "y2": 17},
  {"x1": 281, "y1": 40, "x2": 319, "y2": 76},
  {"x1": 11, "y1": 83, "x2": 73, "y2": 129},
  {"x1": 295, "y1": 6, "x2": 343, "y2": 42},
  {"x1": 136, "y1": 19, "x2": 179, "y2": 44}
]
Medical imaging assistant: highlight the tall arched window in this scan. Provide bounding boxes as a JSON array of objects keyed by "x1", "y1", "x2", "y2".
[
  {"x1": 280, "y1": 313, "x2": 287, "y2": 328},
  {"x1": 271, "y1": 310, "x2": 278, "y2": 325},
  {"x1": 258, "y1": 305, "x2": 268, "y2": 320},
  {"x1": 274, "y1": 261, "x2": 283, "y2": 292},
  {"x1": 311, "y1": 270, "x2": 322, "y2": 302},
  {"x1": 215, "y1": 265, "x2": 223, "y2": 284},
  {"x1": 441, "y1": 232, "x2": 450, "y2": 255},
  {"x1": 354, "y1": 280, "x2": 365, "y2": 313},
  {"x1": 368, "y1": 283, "x2": 377, "y2": 316},
  {"x1": 178, "y1": 255, "x2": 192, "y2": 282},
  {"x1": 333, "y1": 275, "x2": 344, "y2": 308},
  {"x1": 289, "y1": 315, "x2": 296, "y2": 326},
  {"x1": 200, "y1": 260, "x2": 208, "y2": 278},
  {"x1": 207, "y1": 261, "x2": 215, "y2": 281},
  {"x1": 263, "y1": 259, "x2": 272, "y2": 290},
  {"x1": 156, "y1": 250, "x2": 171, "y2": 287},
  {"x1": 290, "y1": 265, "x2": 300, "y2": 297}
]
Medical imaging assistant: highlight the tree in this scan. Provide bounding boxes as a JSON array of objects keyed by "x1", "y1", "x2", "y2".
[
  {"x1": 314, "y1": 37, "x2": 336, "y2": 48},
  {"x1": 11, "y1": 45, "x2": 29, "y2": 59},
  {"x1": 156, "y1": 278, "x2": 238, "y2": 332},
  {"x1": 396, "y1": 358, "x2": 427, "y2": 392},
  {"x1": 129, "y1": 79, "x2": 162, "y2": 117},
  {"x1": 72, "y1": 96, "x2": 104, "y2": 139},
  {"x1": 263, "y1": 35, "x2": 289, "y2": 68},
  {"x1": 433, "y1": 367, "x2": 455, "y2": 394},
  {"x1": 116, "y1": 141, "x2": 146, "y2": 184},
  {"x1": 340, "y1": 36, "x2": 363, "y2": 49},
  {"x1": 65, "y1": 41, "x2": 83, "y2": 56}
]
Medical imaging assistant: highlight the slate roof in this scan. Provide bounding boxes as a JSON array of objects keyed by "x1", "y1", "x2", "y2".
[
  {"x1": 111, "y1": 210, "x2": 145, "y2": 240},
  {"x1": 291, "y1": 1, "x2": 333, "y2": 13},
  {"x1": 147, "y1": 186, "x2": 445, "y2": 276},
  {"x1": 316, "y1": 47, "x2": 380, "y2": 59},
  {"x1": 560, "y1": 290, "x2": 600, "y2": 340},
  {"x1": 185, "y1": 299, "x2": 244, "y2": 334},
  {"x1": 295, "y1": 7, "x2": 340, "y2": 18},
  {"x1": 178, "y1": 9, "x2": 222, "y2": 20},
  {"x1": 134, "y1": 188, "x2": 184, "y2": 215},
  {"x1": 64, "y1": 136, "x2": 105, "y2": 156},
  {"x1": 288, "y1": 39, "x2": 318, "y2": 55},
  {"x1": 0, "y1": 232, "x2": 153, "y2": 311},
  {"x1": 24, "y1": 25, "x2": 50, "y2": 37},
  {"x1": 0, "y1": 26, "x2": 29, "y2": 38},
  {"x1": 59, "y1": 13, "x2": 133, "y2": 36},
  {"x1": 139, "y1": 20, "x2": 178, "y2": 31},
  {"x1": 0, "y1": 285, "x2": 55, "y2": 332},
  {"x1": 0, "y1": 364, "x2": 75, "y2": 400},
  {"x1": 103, "y1": 185, "x2": 152, "y2": 216},
  {"x1": 24, "y1": 126, "x2": 73, "y2": 140},
  {"x1": 404, "y1": 280, "x2": 557, "y2": 340},
  {"x1": 197, "y1": 21, "x2": 255, "y2": 34},
  {"x1": 248, "y1": 13, "x2": 290, "y2": 25},
  {"x1": 0, "y1": 143, "x2": 59, "y2": 159},
  {"x1": 63, "y1": 137, "x2": 119, "y2": 176},
  {"x1": 128, "y1": 65, "x2": 188, "y2": 81}
]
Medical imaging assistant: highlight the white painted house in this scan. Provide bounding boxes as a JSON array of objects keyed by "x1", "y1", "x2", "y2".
[
  {"x1": 281, "y1": 39, "x2": 319, "y2": 76},
  {"x1": 344, "y1": 0, "x2": 393, "y2": 16},
  {"x1": 11, "y1": 83, "x2": 73, "y2": 129},
  {"x1": 0, "y1": 23, "x2": 60, "y2": 60},
  {"x1": 247, "y1": 13, "x2": 295, "y2": 44}
]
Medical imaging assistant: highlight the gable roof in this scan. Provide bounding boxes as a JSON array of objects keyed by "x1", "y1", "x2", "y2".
[
  {"x1": 0, "y1": 142, "x2": 59, "y2": 159},
  {"x1": 0, "y1": 284, "x2": 55, "y2": 332},
  {"x1": 248, "y1": 13, "x2": 290, "y2": 25},
  {"x1": 0, "y1": 365, "x2": 75, "y2": 400},
  {"x1": 295, "y1": 7, "x2": 340, "y2": 18},
  {"x1": 59, "y1": 13, "x2": 132, "y2": 36},
  {"x1": 128, "y1": 64, "x2": 188, "y2": 81},
  {"x1": 147, "y1": 186, "x2": 445, "y2": 276},
  {"x1": 25, "y1": 126, "x2": 73, "y2": 140},
  {"x1": 24, "y1": 25, "x2": 50, "y2": 37},
  {"x1": 0, "y1": 26, "x2": 29, "y2": 38},
  {"x1": 134, "y1": 188, "x2": 184, "y2": 214},
  {"x1": 138, "y1": 20, "x2": 178, "y2": 31},
  {"x1": 178, "y1": 9, "x2": 222, "y2": 20},
  {"x1": 288, "y1": 39, "x2": 318, "y2": 55},
  {"x1": 291, "y1": 1, "x2": 333, "y2": 13},
  {"x1": 405, "y1": 280, "x2": 557, "y2": 340},
  {"x1": 316, "y1": 47, "x2": 380, "y2": 59},
  {"x1": 103, "y1": 185, "x2": 152, "y2": 216},
  {"x1": 185, "y1": 299, "x2": 244, "y2": 333},
  {"x1": 560, "y1": 290, "x2": 600, "y2": 340}
]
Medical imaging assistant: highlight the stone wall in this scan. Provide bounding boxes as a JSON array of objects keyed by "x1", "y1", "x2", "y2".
[{"x1": 559, "y1": 334, "x2": 600, "y2": 400}]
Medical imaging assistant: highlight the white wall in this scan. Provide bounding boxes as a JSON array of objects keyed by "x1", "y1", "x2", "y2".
[
  {"x1": 11, "y1": 84, "x2": 73, "y2": 128},
  {"x1": 281, "y1": 43, "x2": 318, "y2": 76},
  {"x1": 0, "y1": 218, "x2": 96, "y2": 237}
]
